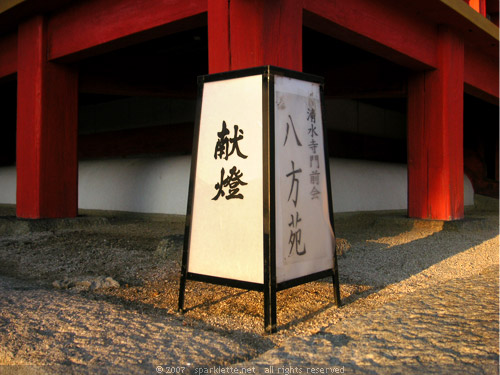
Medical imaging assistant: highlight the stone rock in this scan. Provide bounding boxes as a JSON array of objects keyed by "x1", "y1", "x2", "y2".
[
  {"x1": 93, "y1": 276, "x2": 120, "y2": 290},
  {"x1": 52, "y1": 279, "x2": 75, "y2": 289},
  {"x1": 52, "y1": 280, "x2": 63, "y2": 289},
  {"x1": 335, "y1": 238, "x2": 351, "y2": 256},
  {"x1": 154, "y1": 234, "x2": 184, "y2": 263},
  {"x1": 52, "y1": 276, "x2": 120, "y2": 291}
]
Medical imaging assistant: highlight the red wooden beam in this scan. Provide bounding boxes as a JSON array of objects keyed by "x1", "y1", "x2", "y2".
[
  {"x1": 17, "y1": 16, "x2": 78, "y2": 218},
  {"x1": 464, "y1": 44, "x2": 499, "y2": 103},
  {"x1": 208, "y1": 0, "x2": 302, "y2": 73},
  {"x1": 302, "y1": 0, "x2": 498, "y2": 103},
  {"x1": 407, "y1": 27, "x2": 465, "y2": 220},
  {"x1": 47, "y1": 0, "x2": 207, "y2": 62},
  {"x1": 469, "y1": 0, "x2": 487, "y2": 16},
  {"x1": 480, "y1": 0, "x2": 487, "y2": 16},
  {"x1": 208, "y1": 0, "x2": 230, "y2": 73},
  {"x1": 0, "y1": 0, "x2": 74, "y2": 34},
  {"x1": 230, "y1": 0, "x2": 302, "y2": 71},
  {"x1": 0, "y1": 32, "x2": 17, "y2": 79},
  {"x1": 396, "y1": 0, "x2": 497, "y2": 58},
  {"x1": 303, "y1": 0, "x2": 438, "y2": 70}
]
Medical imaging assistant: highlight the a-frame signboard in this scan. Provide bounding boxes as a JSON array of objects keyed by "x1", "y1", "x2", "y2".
[{"x1": 178, "y1": 66, "x2": 341, "y2": 333}]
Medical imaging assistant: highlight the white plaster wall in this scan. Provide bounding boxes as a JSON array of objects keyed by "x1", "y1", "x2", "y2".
[
  {"x1": 78, "y1": 157, "x2": 191, "y2": 214},
  {"x1": 0, "y1": 157, "x2": 474, "y2": 214},
  {"x1": 329, "y1": 159, "x2": 474, "y2": 211},
  {"x1": 0, "y1": 166, "x2": 16, "y2": 204},
  {"x1": 330, "y1": 159, "x2": 407, "y2": 212}
]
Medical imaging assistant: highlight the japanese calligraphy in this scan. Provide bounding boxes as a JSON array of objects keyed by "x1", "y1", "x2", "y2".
[
  {"x1": 212, "y1": 166, "x2": 247, "y2": 200},
  {"x1": 214, "y1": 121, "x2": 248, "y2": 160},
  {"x1": 308, "y1": 123, "x2": 318, "y2": 138},
  {"x1": 310, "y1": 170, "x2": 320, "y2": 185},
  {"x1": 308, "y1": 138, "x2": 319, "y2": 154},
  {"x1": 286, "y1": 161, "x2": 302, "y2": 208},
  {"x1": 310, "y1": 155, "x2": 320, "y2": 168},
  {"x1": 306, "y1": 104, "x2": 321, "y2": 200},
  {"x1": 310, "y1": 186, "x2": 321, "y2": 200},
  {"x1": 285, "y1": 157, "x2": 306, "y2": 257},
  {"x1": 276, "y1": 82, "x2": 331, "y2": 269},
  {"x1": 212, "y1": 121, "x2": 248, "y2": 200},
  {"x1": 307, "y1": 107, "x2": 316, "y2": 123},
  {"x1": 288, "y1": 211, "x2": 306, "y2": 256},
  {"x1": 283, "y1": 115, "x2": 302, "y2": 147}
]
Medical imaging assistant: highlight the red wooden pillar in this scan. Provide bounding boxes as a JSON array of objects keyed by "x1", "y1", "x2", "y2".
[
  {"x1": 407, "y1": 27, "x2": 465, "y2": 220},
  {"x1": 469, "y1": 0, "x2": 487, "y2": 16},
  {"x1": 208, "y1": 0, "x2": 303, "y2": 73},
  {"x1": 17, "y1": 16, "x2": 78, "y2": 218}
]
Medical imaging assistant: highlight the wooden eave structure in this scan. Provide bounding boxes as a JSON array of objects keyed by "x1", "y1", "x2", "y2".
[{"x1": 0, "y1": 0, "x2": 497, "y2": 220}]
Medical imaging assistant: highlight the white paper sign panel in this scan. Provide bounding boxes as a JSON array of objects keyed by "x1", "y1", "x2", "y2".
[
  {"x1": 188, "y1": 75, "x2": 264, "y2": 284},
  {"x1": 274, "y1": 75, "x2": 334, "y2": 284}
]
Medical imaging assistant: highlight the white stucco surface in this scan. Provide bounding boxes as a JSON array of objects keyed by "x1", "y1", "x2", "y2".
[
  {"x1": 78, "y1": 157, "x2": 192, "y2": 215},
  {"x1": 330, "y1": 159, "x2": 408, "y2": 212},
  {"x1": 0, "y1": 166, "x2": 16, "y2": 205},
  {"x1": 0, "y1": 157, "x2": 474, "y2": 214}
]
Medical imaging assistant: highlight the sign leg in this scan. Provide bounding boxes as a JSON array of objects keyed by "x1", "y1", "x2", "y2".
[
  {"x1": 332, "y1": 252, "x2": 342, "y2": 307},
  {"x1": 264, "y1": 281, "x2": 277, "y2": 334},
  {"x1": 178, "y1": 274, "x2": 187, "y2": 313},
  {"x1": 178, "y1": 238, "x2": 190, "y2": 313}
]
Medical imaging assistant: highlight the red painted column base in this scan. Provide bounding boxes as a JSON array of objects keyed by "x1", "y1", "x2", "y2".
[{"x1": 407, "y1": 27, "x2": 464, "y2": 220}]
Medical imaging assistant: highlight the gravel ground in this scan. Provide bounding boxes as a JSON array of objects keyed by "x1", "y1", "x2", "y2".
[
  {"x1": 0, "y1": 198, "x2": 498, "y2": 373},
  {"x1": 238, "y1": 264, "x2": 499, "y2": 374}
]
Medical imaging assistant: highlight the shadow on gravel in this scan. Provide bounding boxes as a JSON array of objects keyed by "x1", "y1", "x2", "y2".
[
  {"x1": 73, "y1": 288, "x2": 275, "y2": 353},
  {"x1": 335, "y1": 208, "x2": 499, "y2": 288}
]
